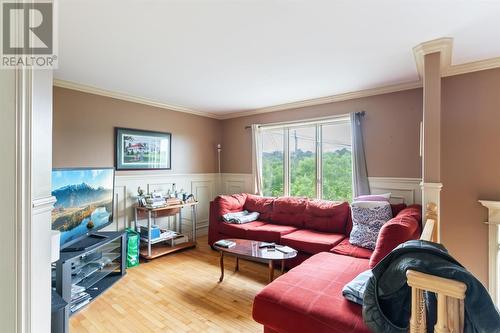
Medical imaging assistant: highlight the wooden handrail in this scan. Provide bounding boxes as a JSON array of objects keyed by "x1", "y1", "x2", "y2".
[
  {"x1": 420, "y1": 218, "x2": 435, "y2": 242},
  {"x1": 407, "y1": 202, "x2": 467, "y2": 333},
  {"x1": 407, "y1": 270, "x2": 466, "y2": 300}
]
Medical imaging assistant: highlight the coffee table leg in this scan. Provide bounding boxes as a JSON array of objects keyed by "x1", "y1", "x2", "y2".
[
  {"x1": 235, "y1": 257, "x2": 239, "y2": 272},
  {"x1": 219, "y1": 252, "x2": 224, "y2": 283},
  {"x1": 281, "y1": 259, "x2": 285, "y2": 273},
  {"x1": 268, "y1": 260, "x2": 274, "y2": 282}
]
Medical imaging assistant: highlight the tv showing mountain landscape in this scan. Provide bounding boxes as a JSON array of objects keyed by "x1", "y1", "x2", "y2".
[{"x1": 51, "y1": 168, "x2": 114, "y2": 246}]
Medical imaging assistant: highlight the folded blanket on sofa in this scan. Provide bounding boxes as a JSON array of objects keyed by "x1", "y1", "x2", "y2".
[
  {"x1": 223, "y1": 210, "x2": 260, "y2": 224},
  {"x1": 342, "y1": 269, "x2": 373, "y2": 305}
]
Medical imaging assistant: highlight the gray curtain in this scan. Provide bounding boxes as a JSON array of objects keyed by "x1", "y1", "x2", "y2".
[{"x1": 350, "y1": 112, "x2": 370, "y2": 197}]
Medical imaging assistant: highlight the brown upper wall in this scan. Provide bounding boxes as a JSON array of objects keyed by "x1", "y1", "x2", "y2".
[
  {"x1": 221, "y1": 88, "x2": 423, "y2": 178},
  {"x1": 52, "y1": 87, "x2": 222, "y2": 173},
  {"x1": 441, "y1": 68, "x2": 500, "y2": 286}
]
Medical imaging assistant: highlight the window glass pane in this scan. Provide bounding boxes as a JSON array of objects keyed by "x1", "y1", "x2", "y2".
[
  {"x1": 322, "y1": 122, "x2": 353, "y2": 202},
  {"x1": 262, "y1": 129, "x2": 284, "y2": 196},
  {"x1": 290, "y1": 126, "x2": 316, "y2": 198}
]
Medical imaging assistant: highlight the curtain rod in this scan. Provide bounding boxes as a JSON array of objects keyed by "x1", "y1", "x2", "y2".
[{"x1": 244, "y1": 111, "x2": 365, "y2": 129}]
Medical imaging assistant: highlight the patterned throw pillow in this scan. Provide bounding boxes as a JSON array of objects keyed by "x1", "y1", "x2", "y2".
[{"x1": 349, "y1": 201, "x2": 393, "y2": 250}]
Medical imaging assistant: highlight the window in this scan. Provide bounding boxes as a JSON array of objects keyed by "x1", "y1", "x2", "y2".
[
  {"x1": 321, "y1": 122, "x2": 352, "y2": 201},
  {"x1": 260, "y1": 117, "x2": 352, "y2": 201},
  {"x1": 262, "y1": 129, "x2": 284, "y2": 197},
  {"x1": 290, "y1": 126, "x2": 316, "y2": 197}
]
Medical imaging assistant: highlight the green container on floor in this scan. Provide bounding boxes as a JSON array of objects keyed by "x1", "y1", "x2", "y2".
[{"x1": 126, "y1": 228, "x2": 140, "y2": 268}]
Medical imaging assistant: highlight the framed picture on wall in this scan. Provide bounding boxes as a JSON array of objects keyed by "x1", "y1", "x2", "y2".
[{"x1": 115, "y1": 128, "x2": 172, "y2": 170}]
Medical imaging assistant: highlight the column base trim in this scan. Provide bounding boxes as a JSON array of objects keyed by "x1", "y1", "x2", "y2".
[{"x1": 420, "y1": 182, "x2": 443, "y2": 191}]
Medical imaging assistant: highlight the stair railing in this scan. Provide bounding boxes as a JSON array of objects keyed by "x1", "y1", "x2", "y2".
[{"x1": 407, "y1": 203, "x2": 467, "y2": 333}]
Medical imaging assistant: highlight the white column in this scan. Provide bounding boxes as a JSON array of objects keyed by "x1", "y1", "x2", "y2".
[
  {"x1": 479, "y1": 200, "x2": 500, "y2": 306},
  {"x1": 421, "y1": 182, "x2": 443, "y2": 239},
  {"x1": 420, "y1": 52, "x2": 443, "y2": 241},
  {"x1": 414, "y1": 39, "x2": 450, "y2": 242}
]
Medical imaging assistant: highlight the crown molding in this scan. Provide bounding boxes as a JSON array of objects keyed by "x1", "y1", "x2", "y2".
[
  {"x1": 55, "y1": 41, "x2": 500, "y2": 121},
  {"x1": 413, "y1": 37, "x2": 453, "y2": 78},
  {"x1": 53, "y1": 79, "x2": 220, "y2": 119},
  {"x1": 217, "y1": 80, "x2": 423, "y2": 120},
  {"x1": 443, "y1": 57, "x2": 500, "y2": 77},
  {"x1": 479, "y1": 200, "x2": 500, "y2": 212},
  {"x1": 413, "y1": 38, "x2": 500, "y2": 79}
]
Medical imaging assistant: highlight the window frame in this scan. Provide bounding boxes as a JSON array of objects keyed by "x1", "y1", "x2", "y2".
[{"x1": 260, "y1": 115, "x2": 351, "y2": 199}]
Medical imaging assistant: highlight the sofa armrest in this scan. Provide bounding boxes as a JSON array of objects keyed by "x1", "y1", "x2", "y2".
[
  {"x1": 208, "y1": 201, "x2": 219, "y2": 246},
  {"x1": 369, "y1": 215, "x2": 420, "y2": 268},
  {"x1": 207, "y1": 193, "x2": 248, "y2": 245}
]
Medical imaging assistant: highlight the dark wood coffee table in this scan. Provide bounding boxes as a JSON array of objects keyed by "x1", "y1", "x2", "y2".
[{"x1": 213, "y1": 239, "x2": 297, "y2": 283}]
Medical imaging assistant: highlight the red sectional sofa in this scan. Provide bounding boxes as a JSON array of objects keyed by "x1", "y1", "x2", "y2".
[{"x1": 208, "y1": 193, "x2": 422, "y2": 333}]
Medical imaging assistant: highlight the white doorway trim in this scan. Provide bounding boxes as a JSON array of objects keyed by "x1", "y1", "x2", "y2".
[
  {"x1": 479, "y1": 200, "x2": 500, "y2": 306},
  {"x1": 0, "y1": 66, "x2": 54, "y2": 333}
]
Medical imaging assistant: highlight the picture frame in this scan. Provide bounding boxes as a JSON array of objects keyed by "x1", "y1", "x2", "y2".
[{"x1": 115, "y1": 127, "x2": 172, "y2": 170}]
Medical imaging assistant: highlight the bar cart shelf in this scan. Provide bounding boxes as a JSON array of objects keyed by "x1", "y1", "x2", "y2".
[{"x1": 134, "y1": 201, "x2": 199, "y2": 260}]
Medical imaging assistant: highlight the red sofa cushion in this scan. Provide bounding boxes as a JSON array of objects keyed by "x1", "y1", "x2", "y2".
[
  {"x1": 213, "y1": 193, "x2": 247, "y2": 216},
  {"x1": 280, "y1": 229, "x2": 345, "y2": 255},
  {"x1": 369, "y1": 213, "x2": 421, "y2": 268},
  {"x1": 304, "y1": 200, "x2": 350, "y2": 233},
  {"x1": 253, "y1": 252, "x2": 371, "y2": 333},
  {"x1": 218, "y1": 221, "x2": 267, "y2": 239},
  {"x1": 331, "y1": 238, "x2": 373, "y2": 259},
  {"x1": 244, "y1": 194, "x2": 274, "y2": 221},
  {"x1": 270, "y1": 197, "x2": 307, "y2": 227},
  {"x1": 397, "y1": 205, "x2": 422, "y2": 222},
  {"x1": 246, "y1": 224, "x2": 298, "y2": 243}
]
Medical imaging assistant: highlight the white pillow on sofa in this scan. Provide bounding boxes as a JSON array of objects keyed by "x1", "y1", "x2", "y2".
[
  {"x1": 349, "y1": 201, "x2": 393, "y2": 250},
  {"x1": 354, "y1": 192, "x2": 391, "y2": 202}
]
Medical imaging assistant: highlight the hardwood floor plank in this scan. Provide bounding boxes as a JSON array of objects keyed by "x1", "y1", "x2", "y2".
[{"x1": 70, "y1": 236, "x2": 264, "y2": 332}]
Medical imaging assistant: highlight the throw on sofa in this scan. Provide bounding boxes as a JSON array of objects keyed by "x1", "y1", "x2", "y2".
[{"x1": 208, "y1": 193, "x2": 422, "y2": 333}]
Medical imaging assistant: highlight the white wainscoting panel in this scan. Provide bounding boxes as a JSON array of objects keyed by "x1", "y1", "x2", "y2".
[
  {"x1": 108, "y1": 171, "x2": 218, "y2": 237},
  {"x1": 368, "y1": 177, "x2": 422, "y2": 205},
  {"x1": 108, "y1": 173, "x2": 421, "y2": 239},
  {"x1": 221, "y1": 173, "x2": 253, "y2": 194},
  {"x1": 191, "y1": 180, "x2": 215, "y2": 230},
  {"x1": 113, "y1": 185, "x2": 128, "y2": 231},
  {"x1": 219, "y1": 174, "x2": 422, "y2": 205}
]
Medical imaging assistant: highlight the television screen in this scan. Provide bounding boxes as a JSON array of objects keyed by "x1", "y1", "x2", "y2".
[{"x1": 51, "y1": 168, "x2": 114, "y2": 246}]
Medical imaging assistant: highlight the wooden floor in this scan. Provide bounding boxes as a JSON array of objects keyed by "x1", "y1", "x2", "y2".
[{"x1": 70, "y1": 236, "x2": 272, "y2": 333}]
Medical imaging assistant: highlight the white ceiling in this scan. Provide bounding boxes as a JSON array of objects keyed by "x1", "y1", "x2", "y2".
[{"x1": 55, "y1": 0, "x2": 500, "y2": 115}]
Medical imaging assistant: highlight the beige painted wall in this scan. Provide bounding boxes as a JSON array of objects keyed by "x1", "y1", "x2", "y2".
[
  {"x1": 53, "y1": 87, "x2": 222, "y2": 173},
  {"x1": 221, "y1": 88, "x2": 423, "y2": 178},
  {"x1": 441, "y1": 68, "x2": 500, "y2": 286}
]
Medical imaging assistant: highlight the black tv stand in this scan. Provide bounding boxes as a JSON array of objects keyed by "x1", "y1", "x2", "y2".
[
  {"x1": 61, "y1": 233, "x2": 109, "y2": 252},
  {"x1": 53, "y1": 231, "x2": 126, "y2": 333}
]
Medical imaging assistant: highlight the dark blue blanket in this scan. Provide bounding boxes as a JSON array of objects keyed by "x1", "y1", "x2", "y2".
[{"x1": 363, "y1": 240, "x2": 500, "y2": 333}]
